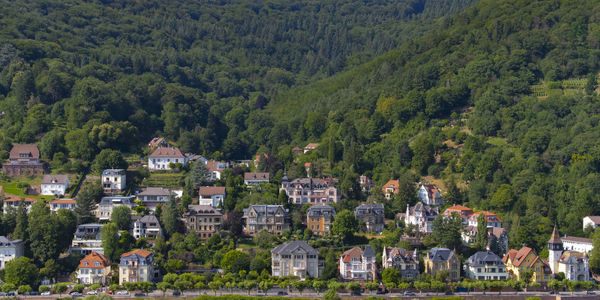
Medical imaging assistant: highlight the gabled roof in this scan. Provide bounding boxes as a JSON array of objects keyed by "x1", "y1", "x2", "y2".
[
  {"x1": 136, "y1": 215, "x2": 160, "y2": 225},
  {"x1": 186, "y1": 205, "x2": 223, "y2": 216},
  {"x1": 243, "y1": 205, "x2": 287, "y2": 217},
  {"x1": 0, "y1": 236, "x2": 23, "y2": 247},
  {"x1": 271, "y1": 240, "x2": 317, "y2": 255},
  {"x1": 304, "y1": 143, "x2": 320, "y2": 150},
  {"x1": 9, "y1": 144, "x2": 39, "y2": 160},
  {"x1": 382, "y1": 180, "x2": 400, "y2": 194},
  {"x1": 585, "y1": 216, "x2": 600, "y2": 224},
  {"x1": 198, "y1": 186, "x2": 226, "y2": 196},
  {"x1": 121, "y1": 249, "x2": 152, "y2": 258},
  {"x1": 427, "y1": 248, "x2": 454, "y2": 262},
  {"x1": 341, "y1": 247, "x2": 364, "y2": 262},
  {"x1": 137, "y1": 187, "x2": 171, "y2": 197},
  {"x1": 206, "y1": 161, "x2": 228, "y2": 173},
  {"x1": 502, "y1": 247, "x2": 536, "y2": 267},
  {"x1": 149, "y1": 147, "x2": 184, "y2": 158},
  {"x1": 469, "y1": 211, "x2": 502, "y2": 223},
  {"x1": 442, "y1": 205, "x2": 474, "y2": 216},
  {"x1": 383, "y1": 247, "x2": 418, "y2": 263},
  {"x1": 49, "y1": 199, "x2": 76, "y2": 204},
  {"x1": 78, "y1": 251, "x2": 110, "y2": 269},
  {"x1": 354, "y1": 203, "x2": 384, "y2": 216},
  {"x1": 420, "y1": 184, "x2": 442, "y2": 201},
  {"x1": 41, "y1": 174, "x2": 69, "y2": 185},
  {"x1": 466, "y1": 251, "x2": 505, "y2": 267}
]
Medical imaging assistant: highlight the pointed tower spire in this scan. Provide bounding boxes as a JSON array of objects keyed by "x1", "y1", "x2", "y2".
[{"x1": 548, "y1": 224, "x2": 562, "y2": 245}]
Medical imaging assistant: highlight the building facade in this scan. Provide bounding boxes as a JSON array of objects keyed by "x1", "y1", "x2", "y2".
[
  {"x1": 339, "y1": 246, "x2": 376, "y2": 281},
  {"x1": 48, "y1": 199, "x2": 77, "y2": 212},
  {"x1": 562, "y1": 236, "x2": 593, "y2": 253},
  {"x1": 306, "y1": 205, "x2": 336, "y2": 235},
  {"x1": 148, "y1": 147, "x2": 186, "y2": 170},
  {"x1": 271, "y1": 241, "x2": 321, "y2": 280},
  {"x1": 243, "y1": 205, "x2": 290, "y2": 235},
  {"x1": 405, "y1": 202, "x2": 439, "y2": 233},
  {"x1": 354, "y1": 204, "x2": 385, "y2": 234},
  {"x1": 71, "y1": 224, "x2": 103, "y2": 255},
  {"x1": 132, "y1": 215, "x2": 163, "y2": 239},
  {"x1": 244, "y1": 172, "x2": 270, "y2": 185},
  {"x1": 467, "y1": 211, "x2": 502, "y2": 228},
  {"x1": 417, "y1": 184, "x2": 444, "y2": 206},
  {"x1": 382, "y1": 180, "x2": 400, "y2": 199},
  {"x1": 464, "y1": 251, "x2": 507, "y2": 280},
  {"x1": 102, "y1": 169, "x2": 126, "y2": 194},
  {"x1": 96, "y1": 196, "x2": 135, "y2": 221},
  {"x1": 184, "y1": 205, "x2": 223, "y2": 238},
  {"x1": 41, "y1": 175, "x2": 70, "y2": 196},
  {"x1": 502, "y1": 247, "x2": 551, "y2": 282},
  {"x1": 280, "y1": 177, "x2": 340, "y2": 205},
  {"x1": 583, "y1": 216, "x2": 600, "y2": 231},
  {"x1": 424, "y1": 248, "x2": 461, "y2": 281},
  {"x1": 0, "y1": 236, "x2": 24, "y2": 269},
  {"x1": 382, "y1": 247, "x2": 419, "y2": 280},
  {"x1": 548, "y1": 226, "x2": 590, "y2": 281},
  {"x1": 198, "y1": 186, "x2": 226, "y2": 208},
  {"x1": 118, "y1": 250, "x2": 154, "y2": 284},
  {"x1": 77, "y1": 252, "x2": 111, "y2": 285},
  {"x1": 2, "y1": 144, "x2": 46, "y2": 175}
]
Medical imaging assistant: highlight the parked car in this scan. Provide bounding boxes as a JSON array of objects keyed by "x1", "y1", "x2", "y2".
[
  {"x1": 70, "y1": 292, "x2": 82, "y2": 296},
  {"x1": 403, "y1": 291, "x2": 416, "y2": 296},
  {"x1": 134, "y1": 292, "x2": 145, "y2": 297},
  {"x1": 350, "y1": 290, "x2": 361, "y2": 296},
  {"x1": 277, "y1": 291, "x2": 288, "y2": 296},
  {"x1": 86, "y1": 291, "x2": 98, "y2": 295},
  {"x1": 6, "y1": 292, "x2": 15, "y2": 296},
  {"x1": 172, "y1": 290, "x2": 181, "y2": 296},
  {"x1": 41, "y1": 291, "x2": 52, "y2": 296},
  {"x1": 587, "y1": 291, "x2": 596, "y2": 295},
  {"x1": 116, "y1": 290, "x2": 129, "y2": 295}
]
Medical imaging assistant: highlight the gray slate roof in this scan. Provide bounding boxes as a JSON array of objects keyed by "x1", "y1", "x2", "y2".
[
  {"x1": 0, "y1": 236, "x2": 22, "y2": 247},
  {"x1": 363, "y1": 245, "x2": 375, "y2": 257},
  {"x1": 102, "y1": 169, "x2": 125, "y2": 176},
  {"x1": 428, "y1": 248, "x2": 454, "y2": 262},
  {"x1": 243, "y1": 205, "x2": 287, "y2": 217},
  {"x1": 271, "y1": 240, "x2": 318, "y2": 255},
  {"x1": 354, "y1": 203, "x2": 384, "y2": 216},
  {"x1": 100, "y1": 196, "x2": 135, "y2": 205},
  {"x1": 307, "y1": 204, "x2": 336, "y2": 217},
  {"x1": 466, "y1": 251, "x2": 505, "y2": 267}
]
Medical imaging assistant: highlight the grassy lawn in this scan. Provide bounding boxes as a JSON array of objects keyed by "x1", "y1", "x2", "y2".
[
  {"x1": 237, "y1": 238, "x2": 258, "y2": 249},
  {"x1": 141, "y1": 172, "x2": 186, "y2": 188},
  {"x1": 487, "y1": 137, "x2": 508, "y2": 147},
  {"x1": 0, "y1": 174, "x2": 77, "y2": 201}
]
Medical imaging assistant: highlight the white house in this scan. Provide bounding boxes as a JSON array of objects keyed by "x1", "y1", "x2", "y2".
[
  {"x1": 583, "y1": 216, "x2": 600, "y2": 231},
  {"x1": 0, "y1": 236, "x2": 24, "y2": 269},
  {"x1": 132, "y1": 215, "x2": 163, "y2": 239},
  {"x1": 271, "y1": 241, "x2": 321, "y2": 280},
  {"x1": 562, "y1": 236, "x2": 594, "y2": 254},
  {"x1": 102, "y1": 169, "x2": 126, "y2": 194},
  {"x1": 467, "y1": 211, "x2": 502, "y2": 228},
  {"x1": 148, "y1": 147, "x2": 186, "y2": 170},
  {"x1": 339, "y1": 246, "x2": 376, "y2": 281},
  {"x1": 198, "y1": 186, "x2": 226, "y2": 207},
  {"x1": 417, "y1": 183, "x2": 444, "y2": 206},
  {"x1": 136, "y1": 187, "x2": 171, "y2": 211},
  {"x1": 405, "y1": 202, "x2": 439, "y2": 233},
  {"x1": 244, "y1": 172, "x2": 270, "y2": 185},
  {"x1": 41, "y1": 175, "x2": 70, "y2": 196},
  {"x1": 77, "y1": 251, "x2": 111, "y2": 285},
  {"x1": 206, "y1": 161, "x2": 229, "y2": 180},
  {"x1": 464, "y1": 251, "x2": 508, "y2": 280},
  {"x1": 548, "y1": 226, "x2": 590, "y2": 281},
  {"x1": 48, "y1": 199, "x2": 76, "y2": 212},
  {"x1": 95, "y1": 196, "x2": 135, "y2": 221},
  {"x1": 71, "y1": 224, "x2": 103, "y2": 255}
]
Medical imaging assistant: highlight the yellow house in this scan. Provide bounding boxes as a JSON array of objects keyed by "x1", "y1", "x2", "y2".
[
  {"x1": 423, "y1": 248, "x2": 461, "y2": 281},
  {"x1": 502, "y1": 247, "x2": 551, "y2": 282}
]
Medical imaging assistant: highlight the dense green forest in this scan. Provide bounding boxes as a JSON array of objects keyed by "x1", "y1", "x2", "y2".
[{"x1": 2, "y1": 0, "x2": 600, "y2": 257}]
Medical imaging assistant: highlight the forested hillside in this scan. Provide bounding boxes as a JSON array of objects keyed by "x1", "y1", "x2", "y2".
[
  {"x1": 2, "y1": 0, "x2": 600, "y2": 256},
  {"x1": 260, "y1": 0, "x2": 600, "y2": 252},
  {"x1": 0, "y1": 0, "x2": 475, "y2": 160}
]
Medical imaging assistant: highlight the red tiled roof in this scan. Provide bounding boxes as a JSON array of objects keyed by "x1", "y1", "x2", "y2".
[
  {"x1": 443, "y1": 205, "x2": 474, "y2": 216},
  {"x1": 304, "y1": 143, "x2": 319, "y2": 149},
  {"x1": 49, "y1": 199, "x2": 76, "y2": 204},
  {"x1": 341, "y1": 247, "x2": 363, "y2": 263},
  {"x1": 4, "y1": 197, "x2": 36, "y2": 203},
  {"x1": 121, "y1": 249, "x2": 152, "y2": 258},
  {"x1": 562, "y1": 235, "x2": 593, "y2": 244},
  {"x1": 244, "y1": 172, "x2": 270, "y2": 180},
  {"x1": 548, "y1": 225, "x2": 561, "y2": 244},
  {"x1": 9, "y1": 144, "x2": 39, "y2": 160},
  {"x1": 198, "y1": 186, "x2": 225, "y2": 196},
  {"x1": 503, "y1": 247, "x2": 536, "y2": 267},
  {"x1": 469, "y1": 211, "x2": 502, "y2": 223},
  {"x1": 78, "y1": 251, "x2": 110, "y2": 269},
  {"x1": 382, "y1": 180, "x2": 400, "y2": 195},
  {"x1": 149, "y1": 147, "x2": 184, "y2": 158},
  {"x1": 585, "y1": 216, "x2": 600, "y2": 224}
]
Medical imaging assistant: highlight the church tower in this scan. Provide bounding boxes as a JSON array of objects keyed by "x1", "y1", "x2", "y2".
[{"x1": 548, "y1": 225, "x2": 563, "y2": 275}]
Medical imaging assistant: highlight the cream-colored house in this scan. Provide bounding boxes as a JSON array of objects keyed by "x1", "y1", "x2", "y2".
[
  {"x1": 118, "y1": 249, "x2": 154, "y2": 284},
  {"x1": 77, "y1": 252, "x2": 111, "y2": 285}
]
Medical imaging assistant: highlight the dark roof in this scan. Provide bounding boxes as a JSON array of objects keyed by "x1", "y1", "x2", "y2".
[
  {"x1": 363, "y1": 245, "x2": 375, "y2": 257},
  {"x1": 271, "y1": 240, "x2": 317, "y2": 255},
  {"x1": 9, "y1": 144, "x2": 39, "y2": 160},
  {"x1": 137, "y1": 187, "x2": 171, "y2": 196},
  {"x1": 354, "y1": 203, "x2": 384, "y2": 216},
  {"x1": 244, "y1": 172, "x2": 270, "y2": 181},
  {"x1": 562, "y1": 235, "x2": 593, "y2": 244},
  {"x1": 149, "y1": 147, "x2": 184, "y2": 158},
  {"x1": 186, "y1": 205, "x2": 223, "y2": 216},
  {"x1": 0, "y1": 236, "x2": 23, "y2": 247},
  {"x1": 136, "y1": 215, "x2": 161, "y2": 225},
  {"x1": 428, "y1": 248, "x2": 454, "y2": 262},
  {"x1": 41, "y1": 175, "x2": 69, "y2": 185},
  {"x1": 243, "y1": 205, "x2": 287, "y2": 217},
  {"x1": 466, "y1": 251, "x2": 505, "y2": 267},
  {"x1": 102, "y1": 169, "x2": 125, "y2": 176},
  {"x1": 307, "y1": 205, "x2": 336, "y2": 217},
  {"x1": 100, "y1": 196, "x2": 134, "y2": 205}
]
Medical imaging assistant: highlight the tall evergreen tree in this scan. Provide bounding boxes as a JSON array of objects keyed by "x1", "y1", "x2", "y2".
[
  {"x1": 475, "y1": 213, "x2": 489, "y2": 251},
  {"x1": 13, "y1": 199, "x2": 28, "y2": 241},
  {"x1": 160, "y1": 197, "x2": 178, "y2": 237},
  {"x1": 590, "y1": 228, "x2": 600, "y2": 274},
  {"x1": 101, "y1": 222, "x2": 120, "y2": 262},
  {"x1": 28, "y1": 201, "x2": 60, "y2": 262},
  {"x1": 187, "y1": 161, "x2": 211, "y2": 188},
  {"x1": 75, "y1": 183, "x2": 102, "y2": 224}
]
